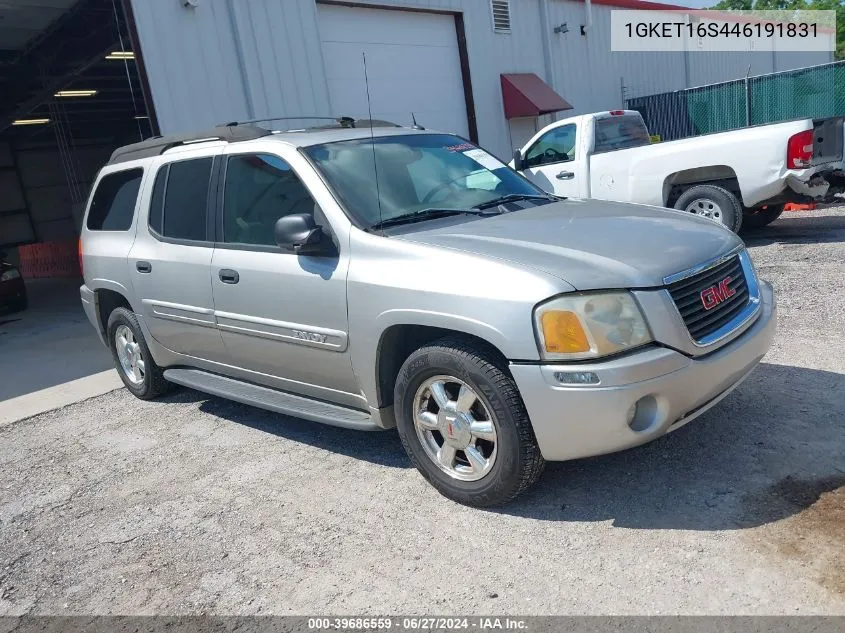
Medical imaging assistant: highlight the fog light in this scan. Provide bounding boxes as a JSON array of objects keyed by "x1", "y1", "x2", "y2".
[{"x1": 553, "y1": 371, "x2": 600, "y2": 385}]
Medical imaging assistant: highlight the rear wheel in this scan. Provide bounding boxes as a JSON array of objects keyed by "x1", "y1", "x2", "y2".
[
  {"x1": 742, "y1": 204, "x2": 784, "y2": 230},
  {"x1": 394, "y1": 337, "x2": 545, "y2": 507},
  {"x1": 674, "y1": 184, "x2": 743, "y2": 233},
  {"x1": 107, "y1": 307, "x2": 170, "y2": 399}
]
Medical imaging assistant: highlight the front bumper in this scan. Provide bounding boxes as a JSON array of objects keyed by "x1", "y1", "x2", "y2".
[{"x1": 510, "y1": 281, "x2": 776, "y2": 461}]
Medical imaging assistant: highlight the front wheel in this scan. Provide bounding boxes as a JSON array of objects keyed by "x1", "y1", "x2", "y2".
[
  {"x1": 394, "y1": 337, "x2": 545, "y2": 507},
  {"x1": 674, "y1": 184, "x2": 743, "y2": 233}
]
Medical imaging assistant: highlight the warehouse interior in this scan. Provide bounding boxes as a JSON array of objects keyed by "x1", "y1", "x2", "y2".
[{"x1": 0, "y1": 0, "x2": 155, "y2": 269}]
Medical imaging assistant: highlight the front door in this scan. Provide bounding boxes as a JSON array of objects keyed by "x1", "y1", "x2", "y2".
[
  {"x1": 520, "y1": 123, "x2": 581, "y2": 197},
  {"x1": 209, "y1": 149, "x2": 359, "y2": 407},
  {"x1": 128, "y1": 152, "x2": 228, "y2": 362}
]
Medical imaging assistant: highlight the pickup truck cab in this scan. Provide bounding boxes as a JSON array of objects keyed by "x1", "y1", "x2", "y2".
[
  {"x1": 512, "y1": 110, "x2": 845, "y2": 232},
  {"x1": 79, "y1": 121, "x2": 775, "y2": 506}
]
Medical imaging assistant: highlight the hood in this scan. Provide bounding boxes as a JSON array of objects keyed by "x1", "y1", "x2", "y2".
[{"x1": 396, "y1": 198, "x2": 743, "y2": 290}]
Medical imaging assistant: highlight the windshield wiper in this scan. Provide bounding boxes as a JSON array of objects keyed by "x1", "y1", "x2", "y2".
[
  {"x1": 473, "y1": 193, "x2": 555, "y2": 210},
  {"x1": 368, "y1": 208, "x2": 494, "y2": 231}
]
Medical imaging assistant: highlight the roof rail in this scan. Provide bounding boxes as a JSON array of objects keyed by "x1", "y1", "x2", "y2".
[
  {"x1": 224, "y1": 116, "x2": 357, "y2": 128},
  {"x1": 222, "y1": 116, "x2": 401, "y2": 130},
  {"x1": 108, "y1": 124, "x2": 271, "y2": 165},
  {"x1": 308, "y1": 118, "x2": 401, "y2": 130}
]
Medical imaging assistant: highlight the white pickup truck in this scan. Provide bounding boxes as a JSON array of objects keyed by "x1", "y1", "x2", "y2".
[{"x1": 511, "y1": 110, "x2": 845, "y2": 232}]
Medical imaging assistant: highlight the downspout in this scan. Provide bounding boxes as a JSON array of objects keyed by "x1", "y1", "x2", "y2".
[
  {"x1": 226, "y1": 0, "x2": 256, "y2": 119},
  {"x1": 539, "y1": 0, "x2": 555, "y2": 90},
  {"x1": 582, "y1": 0, "x2": 593, "y2": 35}
]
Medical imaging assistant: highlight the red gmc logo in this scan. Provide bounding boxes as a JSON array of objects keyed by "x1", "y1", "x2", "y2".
[{"x1": 700, "y1": 276, "x2": 736, "y2": 310}]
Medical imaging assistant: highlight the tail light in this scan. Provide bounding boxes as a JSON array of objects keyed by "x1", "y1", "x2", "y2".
[
  {"x1": 787, "y1": 129, "x2": 814, "y2": 169},
  {"x1": 78, "y1": 238, "x2": 84, "y2": 277},
  {"x1": 609, "y1": 110, "x2": 625, "y2": 116}
]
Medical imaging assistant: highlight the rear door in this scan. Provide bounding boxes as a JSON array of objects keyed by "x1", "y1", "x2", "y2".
[
  {"x1": 520, "y1": 122, "x2": 581, "y2": 197},
  {"x1": 128, "y1": 149, "x2": 228, "y2": 362}
]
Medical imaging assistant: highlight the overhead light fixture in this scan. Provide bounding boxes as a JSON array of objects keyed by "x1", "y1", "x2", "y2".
[
  {"x1": 106, "y1": 51, "x2": 135, "y2": 60},
  {"x1": 54, "y1": 90, "x2": 98, "y2": 97},
  {"x1": 12, "y1": 118, "x2": 51, "y2": 126}
]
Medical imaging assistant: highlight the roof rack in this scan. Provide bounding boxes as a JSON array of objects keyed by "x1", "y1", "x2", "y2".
[
  {"x1": 108, "y1": 124, "x2": 271, "y2": 165},
  {"x1": 107, "y1": 116, "x2": 406, "y2": 165},
  {"x1": 224, "y1": 116, "x2": 357, "y2": 128},
  {"x1": 223, "y1": 116, "x2": 402, "y2": 130},
  {"x1": 307, "y1": 119, "x2": 401, "y2": 130}
]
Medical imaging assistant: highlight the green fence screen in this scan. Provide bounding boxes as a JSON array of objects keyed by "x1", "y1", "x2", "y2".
[{"x1": 627, "y1": 61, "x2": 845, "y2": 141}]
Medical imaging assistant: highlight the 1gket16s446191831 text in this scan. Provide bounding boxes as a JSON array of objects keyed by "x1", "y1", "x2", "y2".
[{"x1": 625, "y1": 21, "x2": 818, "y2": 38}]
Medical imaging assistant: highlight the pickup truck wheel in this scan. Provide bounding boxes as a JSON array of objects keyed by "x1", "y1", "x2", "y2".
[
  {"x1": 674, "y1": 184, "x2": 743, "y2": 233},
  {"x1": 107, "y1": 307, "x2": 170, "y2": 400},
  {"x1": 742, "y1": 204, "x2": 784, "y2": 229},
  {"x1": 394, "y1": 338, "x2": 545, "y2": 507}
]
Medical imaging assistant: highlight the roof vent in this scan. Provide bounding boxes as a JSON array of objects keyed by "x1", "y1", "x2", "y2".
[{"x1": 491, "y1": 0, "x2": 511, "y2": 33}]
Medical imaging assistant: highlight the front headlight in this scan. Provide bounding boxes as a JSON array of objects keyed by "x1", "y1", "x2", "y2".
[
  {"x1": 534, "y1": 292, "x2": 653, "y2": 360},
  {"x1": 0, "y1": 269, "x2": 20, "y2": 282}
]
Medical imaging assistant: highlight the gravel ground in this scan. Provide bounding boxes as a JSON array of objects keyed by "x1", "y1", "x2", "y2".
[{"x1": 1, "y1": 208, "x2": 843, "y2": 616}]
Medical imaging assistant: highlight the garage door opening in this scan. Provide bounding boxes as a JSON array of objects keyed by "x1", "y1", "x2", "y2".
[
  {"x1": 0, "y1": 0, "x2": 157, "y2": 403},
  {"x1": 0, "y1": 0, "x2": 157, "y2": 271}
]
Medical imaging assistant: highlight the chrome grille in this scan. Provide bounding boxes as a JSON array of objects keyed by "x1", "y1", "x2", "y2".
[{"x1": 667, "y1": 254, "x2": 750, "y2": 343}]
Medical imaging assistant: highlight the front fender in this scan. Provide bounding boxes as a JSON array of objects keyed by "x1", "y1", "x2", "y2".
[{"x1": 375, "y1": 309, "x2": 511, "y2": 355}]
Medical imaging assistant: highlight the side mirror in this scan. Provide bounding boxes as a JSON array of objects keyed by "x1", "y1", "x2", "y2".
[
  {"x1": 512, "y1": 149, "x2": 525, "y2": 172},
  {"x1": 274, "y1": 214, "x2": 325, "y2": 254}
]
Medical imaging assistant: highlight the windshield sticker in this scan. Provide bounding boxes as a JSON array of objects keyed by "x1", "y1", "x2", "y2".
[
  {"x1": 445, "y1": 142, "x2": 475, "y2": 152},
  {"x1": 463, "y1": 148, "x2": 506, "y2": 171}
]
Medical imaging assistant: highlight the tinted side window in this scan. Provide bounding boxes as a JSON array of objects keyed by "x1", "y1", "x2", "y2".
[
  {"x1": 148, "y1": 166, "x2": 166, "y2": 235},
  {"x1": 159, "y1": 158, "x2": 213, "y2": 241},
  {"x1": 222, "y1": 154, "x2": 315, "y2": 246},
  {"x1": 525, "y1": 124, "x2": 576, "y2": 168},
  {"x1": 86, "y1": 168, "x2": 143, "y2": 231}
]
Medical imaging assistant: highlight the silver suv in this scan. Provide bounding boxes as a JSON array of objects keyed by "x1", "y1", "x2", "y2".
[{"x1": 79, "y1": 121, "x2": 775, "y2": 506}]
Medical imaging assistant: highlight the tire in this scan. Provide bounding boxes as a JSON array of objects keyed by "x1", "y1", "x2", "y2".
[
  {"x1": 394, "y1": 337, "x2": 545, "y2": 507},
  {"x1": 107, "y1": 307, "x2": 170, "y2": 399},
  {"x1": 10, "y1": 291, "x2": 27, "y2": 313},
  {"x1": 673, "y1": 184, "x2": 743, "y2": 233},
  {"x1": 742, "y1": 204, "x2": 784, "y2": 230}
]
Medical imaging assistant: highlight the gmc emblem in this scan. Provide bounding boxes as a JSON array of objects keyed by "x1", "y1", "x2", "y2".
[{"x1": 700, "y1": 276, "x2": 736, "y2": 310}]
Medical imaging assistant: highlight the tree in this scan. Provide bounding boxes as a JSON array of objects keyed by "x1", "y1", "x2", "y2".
[{"x1": 710, "y1": 0, "x2": 845, "y2": 59}]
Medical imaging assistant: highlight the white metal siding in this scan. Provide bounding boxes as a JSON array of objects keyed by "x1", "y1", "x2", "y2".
[
  {"x1": 317, "y1": 4, "x2": 468, "y2": 136},
  {"x1": 129, "y1": 0, "x2": 835, "y2": 160}
]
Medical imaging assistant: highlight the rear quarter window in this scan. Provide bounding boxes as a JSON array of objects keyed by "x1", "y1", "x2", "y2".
[
  {"x1": 86, "y1": 168, "x2": 143, "y2": 231},
  {"x1": 593, "y1": 116, "x2": 651, "y2": 154}
]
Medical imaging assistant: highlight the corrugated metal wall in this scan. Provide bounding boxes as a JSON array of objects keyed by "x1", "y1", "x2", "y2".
[{"x1": 129, "y1": 0, "x2": 834, "y2": 159}]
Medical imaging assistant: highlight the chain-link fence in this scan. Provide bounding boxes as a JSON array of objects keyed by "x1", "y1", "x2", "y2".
[{"x1": 626, "y1": 60, "x2": 845, "y2": 142}]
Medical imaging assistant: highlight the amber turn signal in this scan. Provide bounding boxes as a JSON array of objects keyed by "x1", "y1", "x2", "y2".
[{"x1": 540, "y1": 310, "x2": 591, "y2": 354}]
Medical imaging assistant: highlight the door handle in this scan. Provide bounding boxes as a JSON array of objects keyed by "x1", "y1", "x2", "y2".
[
  {"x1": 556, "y1": 171, "x2": 575, "y2": 180},
  {"x1": 136, "y1": 261, "x2": 152, "y2": 273},
  {"x1": 218, "y1": 269, "x2": 239, "y2": 284}
]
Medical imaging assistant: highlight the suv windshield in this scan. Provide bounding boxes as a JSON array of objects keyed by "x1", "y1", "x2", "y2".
[{"x1": 304, "y1": 134, "x2": 547, "y2": 229}]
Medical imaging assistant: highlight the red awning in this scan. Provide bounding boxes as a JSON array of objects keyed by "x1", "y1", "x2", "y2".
[{"x1": 500, "y1": 73, "x2": 573, "y2": 119}]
